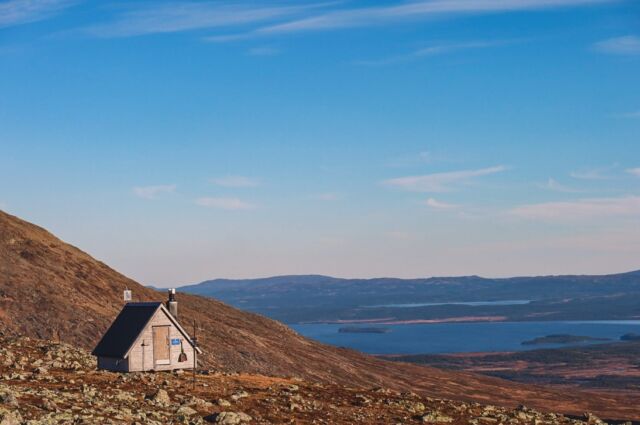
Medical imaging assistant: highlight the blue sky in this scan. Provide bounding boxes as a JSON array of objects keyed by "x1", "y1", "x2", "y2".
[{"x1": 1, "y1": 0, "x2": 639, "y2": 286}]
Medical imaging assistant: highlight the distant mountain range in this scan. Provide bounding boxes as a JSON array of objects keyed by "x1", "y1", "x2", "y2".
[{"x1": 178, "y1": 271, "x2": 640, "y2": 323}]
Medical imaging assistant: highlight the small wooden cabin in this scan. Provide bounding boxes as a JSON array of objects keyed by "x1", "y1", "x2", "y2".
[{"x1": 92, "y1": 296, "x2": 201, "y2": 372}]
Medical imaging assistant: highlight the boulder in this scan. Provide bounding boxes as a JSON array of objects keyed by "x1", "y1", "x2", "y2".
[
  {"x1": 208, "y1": 411, "x2": 252, "y2": 424},
  {"x1": 147, "y1": 389, "x2": 171, "y2": 406},
  {"x1": 421, "y1": 411, "x2": 454, "y2": 423},
  {"x1": 176, "y1": 405, "x2": 198, "y2": 421},
  {"x1": 230, "y1": 391, "x2": 249, "y2": 401}
]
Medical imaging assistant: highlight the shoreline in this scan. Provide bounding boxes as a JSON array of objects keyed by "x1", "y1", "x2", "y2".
[{"x1": 301, "y1": 316, "x2": 509, "y2": 325}]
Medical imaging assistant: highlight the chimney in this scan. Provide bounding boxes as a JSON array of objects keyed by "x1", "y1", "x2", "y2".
[{"x1": 167, "y1": 288, "x2": 178, "y2": 319}]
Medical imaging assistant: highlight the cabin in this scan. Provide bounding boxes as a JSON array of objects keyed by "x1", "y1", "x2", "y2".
[{"x1": 92, "y1": 290, "x2": 202, "y2": 372}]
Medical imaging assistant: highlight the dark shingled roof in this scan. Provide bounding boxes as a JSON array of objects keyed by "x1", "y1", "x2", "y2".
[{"x1": 92, "y1": 302, "x2": 162, "y2": 358}]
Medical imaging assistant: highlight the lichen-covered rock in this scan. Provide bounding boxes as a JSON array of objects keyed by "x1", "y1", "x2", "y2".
[
  {"x1": 421, "y1": 411, "x2": 454, "y2": 423},
  {"x1": 211, "y1": 411, "x2": 253, "y2": 424},
  {"x1": 0, "y1": 408, "x2": 22, "y2": 425},
  {"x1": 147, "y1": 389, "x2": 171, "y2": 406}
]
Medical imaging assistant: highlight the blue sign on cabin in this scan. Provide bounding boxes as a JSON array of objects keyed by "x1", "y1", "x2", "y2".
[{"x1": 171, "y1": 338, "x2": 180, "y2": 345}]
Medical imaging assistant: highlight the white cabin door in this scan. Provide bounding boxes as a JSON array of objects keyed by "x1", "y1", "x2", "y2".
[{"x1": 152, "y1": 326, "x2": 171, "y2": 365}]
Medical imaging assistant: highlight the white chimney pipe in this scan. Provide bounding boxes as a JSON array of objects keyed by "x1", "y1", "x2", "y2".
[{"x1": 167, "y1": 288, "x2": 178, "y2": 319}]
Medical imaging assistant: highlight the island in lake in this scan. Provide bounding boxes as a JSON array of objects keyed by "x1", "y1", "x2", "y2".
[
  {"x1": 621, "y1": 333, "x2": 640, "y2": 341},
  {"x1": 338, "y1": 327, "x2": 391, "y2": 334},
  {"x1": 522, "y1": 334, "x2": 610, "y2": 346}
]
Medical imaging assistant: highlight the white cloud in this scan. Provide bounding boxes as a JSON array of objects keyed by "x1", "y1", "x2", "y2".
[
  {"x1": 356, "y1": 40, "x2": 514, "y2": 66},
  {"x1": 195, "y1": 197, "x2": 255, "y2": 210},
  {"x1": 311, "y1": 192, "x2": 342, "y2": 201},
  {"x1": 384, "y1": 165, "x2": 506, "y2": 193},
  {"x1": 414, "y1": 40, "x2": 515, "y2": 56},
  {"x1": 539, "y1": 177, "x2": 582, "y2": 193},
  {"x1": 84, "y1": 2, "x2": 328, "y2": 38},
  {"x1": 133, "y1": 184, "x2": 177, "y2": 200},
  {"x1": 570, "y1": 166, "x2": 612, "y2": 180},
  {"x1": 211, "y1": 176, "x2": 260, "y2": 188},
  {"x1": 0, "y1": 0, "x2": 76, "y2": 28},
  {"x1": 510, "y1": 196, "x2": 640, "y2": 221},
  {"x1": 424, "y1": 198, "x2": 458, "y2": 210},
  {"x1": 627, "y1": 168, "x2": 640, "y2": 177},
  {"x1": 217, "y1": 0, "x2": 614, "y2": 40},
  {"x1": 593, "y1": 36, "x2": 640, "y2": 55}
]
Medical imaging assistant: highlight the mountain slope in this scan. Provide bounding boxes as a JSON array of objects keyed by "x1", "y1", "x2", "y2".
[
  {"x1": 1, "y1": 210, "x2": 639, "y2": 419},
  {"x1": 0, "y1": 335, "x2": 619, "y2": 425}
]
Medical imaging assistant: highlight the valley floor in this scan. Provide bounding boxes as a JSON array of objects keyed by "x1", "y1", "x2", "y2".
[
  {"x1": 388, "y1": 341, "x2": 640, "y2": 391},
  {"x1": 0, "y1": 335, "x2": 632, "y2": 425}
]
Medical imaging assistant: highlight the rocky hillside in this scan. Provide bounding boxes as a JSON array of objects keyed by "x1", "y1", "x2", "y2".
[
  {"x1": 1, "y1": 210, "x2": 639, "y2": 420},
  {"x1": 0, "y1": 334, "x2": 627, "y2": 425}
]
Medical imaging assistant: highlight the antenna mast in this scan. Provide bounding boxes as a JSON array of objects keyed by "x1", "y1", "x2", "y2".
[{"x1": 192, "y1": 320, "x2": 198, "y2": 389}]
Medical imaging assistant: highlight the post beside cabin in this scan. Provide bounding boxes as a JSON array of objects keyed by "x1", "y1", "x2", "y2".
[{"x1": 92, "y1": 291, "x2": 201, "y2": 372}]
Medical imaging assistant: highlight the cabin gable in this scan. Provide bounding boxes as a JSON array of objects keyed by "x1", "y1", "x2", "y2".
[
  {"x1": 127, "y1": 307, "x2": 195, "y2": 372},
  {"x1": 93, "y1": 298, "x2": 201, "y2": 373}
]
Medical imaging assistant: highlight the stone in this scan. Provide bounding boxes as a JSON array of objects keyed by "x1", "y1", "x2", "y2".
[
  {"x1": 210, "y1": 411, "x2": 252, "y2": 424},
  {"x1": 42, "y1": 398, "x2": 58, "y2": 411},
  {"x1": 0, "y1": 408, "x2": 22, "y2": 425},
  {"x1": 176, "y1": 405, "x2": 198, "y2": 421},
  {"x1": 187, "y1": 397, "x2": 214, "y2": 410},
  {"x1": 113, "y1": 390, "x2": 137, "y2": 402},
  {"x1": 583, "y1": 412, "x2": 606, "y2": 424},
  {"x1": 230, "y1": 391, "x2": 249, "y2": 401},
  {"x1": 0, "y1": 392, "x2": 18, "y2": 408},
  {"x1": 421, "y1": 411, "x2": 454, "y2": 423},
  {"x1": 283, "y1": 384, "x2": 299, "y2": 392},
  {"x1": 147, "y1": 389, "x2": 171, "y2": 406}
]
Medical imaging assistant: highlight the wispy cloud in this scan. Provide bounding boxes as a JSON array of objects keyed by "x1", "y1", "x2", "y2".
[
  {"x1": 424, "y1": 197, "x2": 458, "y2": 210},
  {"x1": 83, "y1": 2, "x2": 330, "y2": 38},
  {"x1": 539, "y1": 177, "x2": 582, "y2": 193},
  {"x1": 627, "y1": 168, "x2": 640, "y2": 177},
  {"x1": 356, "y1": 39, "x2": 516, "y2": 66},
  {"x1": 621, "y1": 110, "x2": 640, "y2": 119},
  {"x1": 570, "y1": 166, "x2": 615, "y2": 180},
  {"x1": 0, "y1": 0, "x2": 76, "y2": 28},
  {"x1": 593, "y1": 35, "x2": 640, "y2": 55},
  {"x1": 384, "y1": 165, "x2": 506, "y2": 193},
  {"x1": 247, "y1": 46, "x2": 280, "y2": 56},
  {"x1": 311, "y1": 192, "x2": 342, "y2": 201},
  {"x1": 195, "y1": 197, "x2": 255, "y2": 210},
  {"x1": 215, "y1": 0, "x2": 614, "y2": 41},
  {"x1": 211, "y1": 175, "x2": 260, "y2": 188},
  {"x1": 510, "y1": 196, "x2": 640, "y2": 221},
  {"x1": 133, "y1": 184, "x2": 177, "y2": 200}
]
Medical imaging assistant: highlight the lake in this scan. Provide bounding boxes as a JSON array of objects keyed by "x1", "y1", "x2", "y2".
[
  {"x1": 365, "y1": 300, "x2": 532, "y2": 308},
  {"x1": 290, "y1": 321, "x2": 640, "y2": 355}
]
